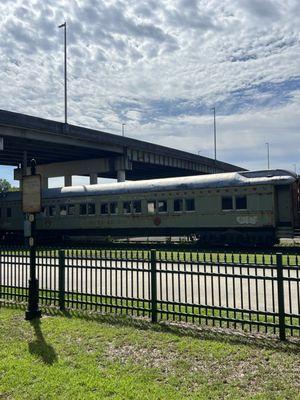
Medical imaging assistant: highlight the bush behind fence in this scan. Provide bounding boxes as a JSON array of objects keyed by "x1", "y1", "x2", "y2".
[{"x1": 0, "y1": 247, "x2": 300, "y2": 340}]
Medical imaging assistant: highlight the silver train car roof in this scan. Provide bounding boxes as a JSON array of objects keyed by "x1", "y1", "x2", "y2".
[
  {"x1": 44, "y1": 169, "x2": 297, "y2": 199},
  {"x1": 2, "y1": 169, "x2": 297, "y2": 201}
]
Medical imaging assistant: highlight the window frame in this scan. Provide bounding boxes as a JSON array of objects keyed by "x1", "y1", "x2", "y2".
[
  {"x1": 235, "y1": 195, "x2": 247, "y2": 210},
  {"x1": 147, "y1": 200, "x2": 156, "y2": 214},
  {"x1": 110, "y1": 202, "x2": 118, "y2": 215},
  {"x1": 221, "y1": 196, "x2": 234, "y2": 211},
  {"x1": 59, "y1": 205, "x2": 67, "y2": 216},
  {"x1": 79, "y1": 203, "x2": 87, "y2": 216},
  {"x1": 123, "y1": 201, "x2": 131, "y2": 215},
  {"x1": 87, "y1": 203, "x2": 96, "y2": 215},
  {"x1": 185, "y1": 198, "x2": 195, "y2": 212},
  {"x1": 132, "y1": 200, "x2": 142, "y2": 214},
  {"x1": 48, "y1": 205, "x2": 56, "y2": 217},
  {"x1": 67, "y1": 204, "x2": 76, "y2": 216},
  {"x1": 158, "y1": 200, "x2": 168, "y2": 214},
  {"x1": 173, "y1": 198, "x2": 183, "y2": 213},
  {"x1": 100, "y1": 202, "x2": 109, "y2": 215}
]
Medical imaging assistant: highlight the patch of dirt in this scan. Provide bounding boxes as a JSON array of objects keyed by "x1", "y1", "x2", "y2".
[
  {"x1": 105, "y1": 343, "x2": 180, "y2": 374},
  {"x1": 104, "y1": 336, "x2": 300, "y2": 396}
]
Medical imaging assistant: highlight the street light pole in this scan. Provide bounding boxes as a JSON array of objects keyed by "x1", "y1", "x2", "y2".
[
  {"x1": 265, "y1": 142, "x2": 270, "y2": 170},
  {"x1": 212, "y1": 107, "x2": 217, "y2": 172},
  {"x1": 58, "y1": 21, "x2": 67, "y2": 124}
]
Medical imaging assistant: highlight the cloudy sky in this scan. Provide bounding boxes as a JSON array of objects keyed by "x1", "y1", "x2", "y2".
[{"x1": 0, "y1": 0, "x2": 300, "y2": 186}]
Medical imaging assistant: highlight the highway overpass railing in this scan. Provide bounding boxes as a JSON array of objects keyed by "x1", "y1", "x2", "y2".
[{"x1": 0, "y1": 246, "x2": 299, "y2": 340}]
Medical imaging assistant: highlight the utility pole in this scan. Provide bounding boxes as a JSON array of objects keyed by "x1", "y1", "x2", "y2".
[
  {"x1": 265, "y1": 142, "x2": 270, "y2": 170},
  {"x1": 122, "y1": 123, "x2": 125, "y2": 137},
  {"x1": 58, "y1": 21, "x2": 67, "y2": 124}
]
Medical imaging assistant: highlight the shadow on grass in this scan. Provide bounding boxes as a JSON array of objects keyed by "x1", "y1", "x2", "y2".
[
  {"x1": 2, "y1": 301, "x2": 299, "y2": 354},
  {"x1": 28, "y1": 318, "x2": 58, "y2": 365},
  {"x1": 48, "y1": 307, "x2": 300, "y2": 355}
]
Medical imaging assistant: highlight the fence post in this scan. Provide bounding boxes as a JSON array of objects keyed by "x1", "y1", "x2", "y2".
[
  {"x1": 59, "y1": 250, "x2": 65, "y2": 311},
  {"x1": 151, "y1": 249, "x2": 157, "y2": 323},
  {"x1": 276, "y1": 252, "x2": 286, "y2": 341},
  {"x1": 0, "y1": 253, "x2": 2, "y2": 300}
]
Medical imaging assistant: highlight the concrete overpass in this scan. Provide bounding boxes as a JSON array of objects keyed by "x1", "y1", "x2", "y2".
[{"x1": 0, "y1": 109, "x2": 244, "y2": 188}]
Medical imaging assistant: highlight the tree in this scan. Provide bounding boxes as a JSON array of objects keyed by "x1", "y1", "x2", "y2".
[{"x1": 0, "y1": 179, "x2": 18, "y2": 192}]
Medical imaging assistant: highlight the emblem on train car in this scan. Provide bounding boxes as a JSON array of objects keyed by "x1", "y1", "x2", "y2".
[
  {"x1": 237, "y1": 216, "x2": 258, "y2": 225},
  {"x1": 154, "y1": 216, "x2": 161, "y2": 226}
]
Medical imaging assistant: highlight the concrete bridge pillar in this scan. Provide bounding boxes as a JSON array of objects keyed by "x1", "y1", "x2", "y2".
[
  {"x1": 42, "y1": 176, "x2": 48, "y2": 189},
  {"x1": 19, "y1": 151, "x2": 28, "y2": 191},
  {"x1": 117, "y1": 170, "x2": 126, "y2": 182},
  {"x1": 89, "y1": 173, "x2": 98, "y2": 185},
  {"x1": 22, "y1": 151, "x2": 27, "y2": 176},
  {"x1": 64, "y1": 175, "x2": 72, "y2": 187}
]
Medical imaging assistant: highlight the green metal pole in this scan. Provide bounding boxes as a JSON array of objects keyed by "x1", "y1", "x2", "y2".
[
  {"x1": 276, "y1": 252, "x2": 286, "y2": 341},
  {"x1": 59, "y1": 249, "x2": 65, "y2": 311},
  {"x1": 151, "y1": 249, "x2": 157, "y2": 323}
]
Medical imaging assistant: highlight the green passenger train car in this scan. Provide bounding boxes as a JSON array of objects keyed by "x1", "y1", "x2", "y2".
[{"x1": 0, "y1": 169, "x2": 299, "y2": 245}]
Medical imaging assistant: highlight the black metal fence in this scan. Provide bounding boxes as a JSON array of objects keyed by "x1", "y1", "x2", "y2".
[{"x1": 0, "y1": 246, "x2": 300, "y2": 340}]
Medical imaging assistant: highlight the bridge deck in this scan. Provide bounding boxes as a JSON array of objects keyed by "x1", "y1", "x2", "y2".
[{"x1": 0, "y1": 109, "x2": 244, "y2": 180}]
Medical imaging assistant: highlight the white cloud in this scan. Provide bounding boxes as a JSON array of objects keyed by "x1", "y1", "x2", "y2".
[{"x1": 0, "y1": 0, "x2": 299, "y2": 183}]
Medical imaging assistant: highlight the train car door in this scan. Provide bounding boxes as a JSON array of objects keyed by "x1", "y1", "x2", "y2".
[
  {"x1": 292, "y1": 180, "x2": 300, "y2": 228},
  {"x1": 276, "y1": 185, "x2": 292, "y2": 226}
]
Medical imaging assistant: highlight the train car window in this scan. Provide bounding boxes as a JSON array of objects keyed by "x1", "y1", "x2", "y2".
[
  {"x1": 236, "y1": 196, "x2": 247, "y2": 210},
  {"x1": 158, "y1": 200, "x2": 167, "y2": 213},
  {"x1": 147, "y1": 201, "x2": 156, "y2": 214},
  {"x1": 123, "y1": 201, "x2": 131, "y2": 214},
  {"x1": 174, "y1": 199, "x2": 183, "y2": 212},
  {"x1": 185, "y1": 198, "x2": 195, "y2": 211},
  {"x1": 79, "y1": 204, "x2": 87, "y2": 215},
  {"x1": 60, "y1": 205, "x2": 67, "y2": 216},
  {"x1": 49, "y1": 205, "x2": 56, "y2": 217},
  {"x1": 101, "y1": 203, "x2": 109, "y2": 214},
  {"x1": 88, "y1": 203, "x2": 95, "y2": 215},
  {"x1": 7, "y1": 208, "x2": 12, "y2": 218},
  {"x1": 67, "y1": 204, "x2": 75, "y2": 216},
  {"x1": 132, "y1": 200, "x2": 142, "y2": 214},
  {"x1": 222, "y1": 196, "x2": 233, "y2": 210},
  {"x1": 110, "y1": 202, "x2": 118, "y2": 215}
]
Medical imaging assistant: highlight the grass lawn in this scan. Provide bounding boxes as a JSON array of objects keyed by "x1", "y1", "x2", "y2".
[
  {"x1": 0, "y1": 306, "x2": 299, "y2": 400},
  {"x1": 2, "y1": 246, "x2": 299, "y2": 266}
]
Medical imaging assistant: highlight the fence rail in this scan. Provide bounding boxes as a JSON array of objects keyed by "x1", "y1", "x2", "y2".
[{"x1": 0, "y1": 246, "x2": 299, "y2": 339}]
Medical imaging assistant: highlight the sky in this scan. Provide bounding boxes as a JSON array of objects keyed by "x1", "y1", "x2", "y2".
[{"x1": 0, "y1": 0, "x2": 299, "y2": 187}]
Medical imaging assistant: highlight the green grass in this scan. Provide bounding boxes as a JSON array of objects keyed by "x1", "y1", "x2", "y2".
[
  {"x1": 0, "y1": 305, "x2": 300, "y2": 400},
  {"x1": 1, "y1": 246, "x2": 300, "y2": 267},
  {"x1": 61, "y1": 249, "x2": 298, "y2": 266}
]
